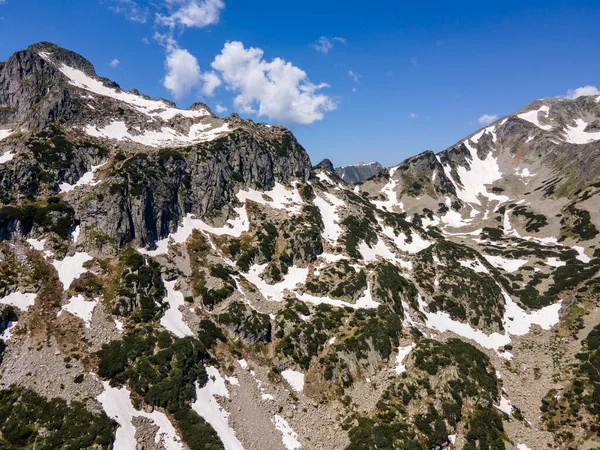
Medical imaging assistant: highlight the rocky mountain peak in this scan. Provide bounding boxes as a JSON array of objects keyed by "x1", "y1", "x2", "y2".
[
  {"x1": 26, "y1": 42, "x2": 97, "y2": 76},
  {"x1": 316, "y1": 158, "x2": 335, "y2": 172}
]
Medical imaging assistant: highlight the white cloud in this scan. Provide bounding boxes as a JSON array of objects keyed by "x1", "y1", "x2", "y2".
[
  {"x1": 109, "y1": 59, "x2": 120, "y2": 67},
  {"x1": 478, "y1": 114, "x2": 498, "y2": 125},
  {"x1": 410, "y1": 57, "x2": 418, "y2": 67},
  {"x1": 157, "y1": 0, "x2": 225, "y2": 29},
  {"x1": 200, "y1": 71, "x2": 221, "y2": 96},
  {"x1": 312, "y1": 37, "x2": 333, "y2": 54},
  {"x1": 108, "y1": 0, "x2": 149, "y2": 23},
  {"x1": 142, "y1": 37, "x2": 149, "y2": 44},
  {"x1": 311, "y1": 36, "x2": 346, "y2": 54},
  {"x1": 408, "y1": 112, "x2": 420, "y2": 119},
  {"x1": 566, "y1": 85, "x2": 600, "y2": 99},
  {"x1": 348, "y1": 70, "x2": 362, "y2": 83},
  {"x1": 215, "y1": 104, "x2": 228, "y2": 114},
  {"x1": 163, "y1": 47, "x2": 201, "y2": 99},
  {"x1": 211, "y1": 41, "x2": 337, "y2": 125}
]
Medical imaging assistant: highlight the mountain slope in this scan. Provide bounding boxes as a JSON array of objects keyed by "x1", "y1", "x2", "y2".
[{"x1": 1, "y1": 42, "x2": 600, "y2": 450}]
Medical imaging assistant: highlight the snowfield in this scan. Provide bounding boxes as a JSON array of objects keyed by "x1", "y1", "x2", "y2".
[
  {"x1": 192, "y1": 367, "x2": 244, "y2": 450},
  {"x1": 59, "y1": 162, "x2": 105, "y2": 192},
  {"x1": 483, "y1": 254, "x2": 528, "y2": 273},
  {"x1": 273, "y1": 415, "x2": 302, "y2": 450},
  {"x1": 52, "y1": 252, "x2": 93, "y2": 289},
  {"x1": 53, "y1": 60, "x2": 210, "y2": 120},
  {"x1": 84, "y1": 120, "x2": 231, "y2": 148},
  {"x1": 281, "y1": 369, "x2": 305, "y2": 392},
  {"x1": 97, "y1": 381, "x2": 184, "y2": 450},
  {"x1": 160, "y1": 279, "x2": 194, "y2": 338},
  {"x1": 394, "y1": 343, "x2": 416, "y2": 374},
  {"x1": 60, "y1": 295, "x2": 98, "y2": 327},
  {"x1": 517, "y1": 105, "x2": 553, "y2": 131},
  {"x1": 0, "y1": 291, "x2": 37, "y2": 311},
  {"x1": 419, "y1": 292, "x2": 562, "y2": 354},
  {"x1": 313, "y1": 194, "x2": 343, "y2": 243},
  {"x1": 563, "y1": 118, "x2": 600, "y2": 144},
  {"x1": 237, "y1": 183, "x2": 304, "y2": 214}
]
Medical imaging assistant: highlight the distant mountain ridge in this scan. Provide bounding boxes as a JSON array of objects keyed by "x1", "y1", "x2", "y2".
[{"x1": 334, "y1": 161, "x2": 384, "y2": 183}]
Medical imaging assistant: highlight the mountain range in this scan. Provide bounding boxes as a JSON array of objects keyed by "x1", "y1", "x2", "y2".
[
  {"x1": 334, "y1": 162, "x2": 384, "y2": 184},
  {"x1": 1, "y1": 42, "x2": 599, "y2": 450}
]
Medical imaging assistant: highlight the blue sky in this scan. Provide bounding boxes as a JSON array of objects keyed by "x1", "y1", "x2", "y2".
[{"x1": 1, "y1": 0, "x2": 599, "y2": 167}]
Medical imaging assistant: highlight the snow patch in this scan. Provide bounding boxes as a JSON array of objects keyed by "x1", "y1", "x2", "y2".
[
  {"x1": 0, "y1": 129, "x2": 14, "y2": 141},
  {"x1": 482, "y1": 254, "x2": 528, "y2": 273},
  {"x1": 60, "y1": 295, "x2": 98, "y2": 327},
  {"x1": 139, "y1": 208, "x2": 249, "y2": 256},
  {"x1": 58, "y1": 63, "x2": 210, "y2": 120},
  {"x1": 517, "y1": 105, "x2": 553, "y2": 131},
  {"x1": 419, "y1": 292, "x2": 561, "y2": 352},
  {"x1": 313, "y1": 195, "x2": 343, "y2": 243},
  {"x1": 237, "y1": 183, "x2": 304, "y2": 214},
  {"x1": 0, "y1": 150, "x2": 14, "y2": 164},
  {"x1": 27, "y1": 238, "x2": 46, "y2": 251},
  {"x1": 245, "y1": 264, "x2": 308, "y2": 302},
  {"x1": 563, "y1": 118, "x2": 600, "y2": 144},
  {"x1": 59, "y1": 162, "x2": 104, "y2": 192},
  {"x1": 497, "y1": 396, "x2": 513, "y2": 415},
  {"x1": 546, "y1": 257, "x2": 566, "y2": 268},
  {"x1": 281, "y1": 369, "x2": 305, "y2": 392},
  {"x1": 573, "y1": 246, "x2": 591, "y2": 263},
  {"x1": 160, "y1": 279, "x2": 193, "y2": 338},
  {"x1": 192, "y1": 367, "x2": 244, "y2": 450},
  {"x1": 273, "y1": 415, "x2": 301, "y2": 450},
  {"x1": 84, "y1": 120, "x2": 230, "y2": 148},
  {"x1": 394, "y1": 343, "x2": 416, "y2": 374},
  {"x1": 97, "y1": 381, "x2": 184, "y2": 450},
  {"x1": 52, "y1": 252, "x2": 93, "y2": 289},
  {"x1": 381, "y1": 224, "x2": 431, "y2": 254},
  {"x1": 0, "y1": 292, "x2": 36, "y2": 311},
  {"x1": 450, "y1": 140, "x2": 509, "y2": 205},
  {"x1": 458, "y1": 259, "x2": 490, "y2": 274}
]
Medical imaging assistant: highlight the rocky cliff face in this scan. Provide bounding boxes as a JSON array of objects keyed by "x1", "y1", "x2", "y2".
[
  {"x1": 0, "y1": 42, "x2": 311, "y2": 251},
  {"x1": 1, "y1": 42, "x2": 600, "y2": 450}
]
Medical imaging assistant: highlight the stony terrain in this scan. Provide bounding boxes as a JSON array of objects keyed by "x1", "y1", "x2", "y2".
[{"x1": 0, "y1": 42, "x2": 600, "y2": 450}]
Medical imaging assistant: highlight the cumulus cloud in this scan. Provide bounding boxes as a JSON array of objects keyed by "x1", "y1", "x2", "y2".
[
  {"x1": 311, "y1": 36, "x2": 346, "y2": 54},
  {"x1": 157, "y1": 0, "x2": 225, "y2": 28},
  {"x1": 211, "y1": 41, "x2": 337, "y2": 125},
  {"x1": 566, "y1": 85, "x2": 600, "y2": 99},
  {"x1": 108, "y1": 0, "x2": 149, "y2": 23},
  {"x1": 408, "y1": 112, "x2": 420, "y2": 119},
  {"x1": 215, "y1": 104, "x2": 228, "y2": 114},
  {"x1": 478, "y1": 114, "x2": 498, "y2": 125},
  {"x1": 163, "y1": 47, "x2": 201, "y2": 99},
  {"x1": 200, "y1": 71, "x2": 222, "y2": 96},
  {"x1": 109, "y1": 59, "x2": 120, "y2": 67}
]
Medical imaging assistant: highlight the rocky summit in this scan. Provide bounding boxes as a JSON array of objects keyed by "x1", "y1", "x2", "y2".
[{"x1": 0, "y1": 42, "x2": 600, "y2": 450}]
